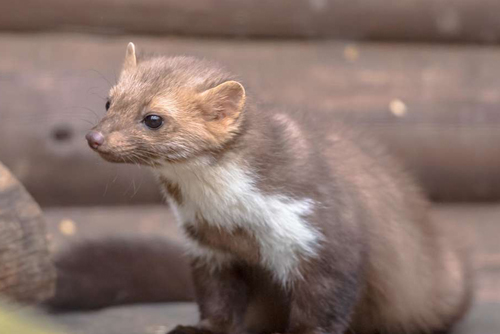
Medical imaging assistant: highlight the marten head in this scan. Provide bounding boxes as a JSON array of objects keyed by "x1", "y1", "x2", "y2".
[{"x1": 86, "y1": 43, "x2": 246, "y2": 165}]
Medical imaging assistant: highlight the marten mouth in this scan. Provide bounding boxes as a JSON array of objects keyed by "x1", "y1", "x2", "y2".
[
  {"x1": 97, "y1": 150, "x2": 158, "y2": 166},
  {"x1": 97, "y1": 151, "x2": 128, "y2": 164}
]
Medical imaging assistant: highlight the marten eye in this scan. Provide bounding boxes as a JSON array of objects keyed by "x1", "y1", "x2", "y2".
[
  {"x1": 105, "y1": 100, "x2": 111, "y2": 111},
  {"x1": 143, "y1": 115, "x2": 164, "y2": 129}
]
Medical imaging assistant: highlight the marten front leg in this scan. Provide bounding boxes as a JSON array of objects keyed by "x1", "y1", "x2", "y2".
[
  {"x1": 169, "y1": 257, "x2": 249, "y2": 334},
  {"x1": 286, "y1": 259, "x2": 362, "y2": 334}
]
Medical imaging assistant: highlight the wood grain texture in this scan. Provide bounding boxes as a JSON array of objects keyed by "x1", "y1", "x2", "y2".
[
  {"x1": 0, "y1": 162, "x2": 55, "y2": 304},
  {"x1": 1, "y1": 34, "x2": 500, "y2": 205},
  {"x1": 39, "y1": 204, "x2": 499, "y2": 333},
  {"x1": 43, "y1": 301, "x2": 500, "y2": 334},
  {"x1": 1, "y1": 1, "x2": 500, "y2": 43},
  {"x1": 42, "y1": 204, "x2": 498, "y2": 306}
]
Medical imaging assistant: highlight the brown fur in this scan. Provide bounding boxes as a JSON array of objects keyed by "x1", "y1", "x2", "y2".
[
  {"x1": 87, "y1": 44, "x2": 473, "y2": 334},
  {"x1": 95, "y1": 52, "x2": 242, "y2": 165},
  {"x1": 158, "y1": 175, "x2": 184, "y2": 205},
  {"x1": 45, "y1": 237, "x2": 194, "y2": 310},
  {"x1": 185, "y1": 214, "x2": 261, "y2": 265}
]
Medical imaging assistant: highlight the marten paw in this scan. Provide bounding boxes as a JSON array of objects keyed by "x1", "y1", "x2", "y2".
[{"x1": 167, "y1": 325, "x2": 216, "y2": 334}]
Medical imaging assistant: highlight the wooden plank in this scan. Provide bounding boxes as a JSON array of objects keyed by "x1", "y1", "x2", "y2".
[
  {"x1": 44, "y1": 301, "x2": 500, "y2": 334},
  {"x1": 40, "y1": 204, "x2": 499, "y2": 333},
  {"x1": 47, "y1": 303, "x2": 198, "y2": 334},
  {"x1": 1, "y1": 33, "x2": 500, "y2": 205},
  {"x1": 0, "y1": 162, "x2": 55, "y2": 304},
  {"x1": 43, "y1": 204, "x2": 499, "y2": 307},
  {"x1": 1, "y1": 1, "x2": 500, "y2": 43}
]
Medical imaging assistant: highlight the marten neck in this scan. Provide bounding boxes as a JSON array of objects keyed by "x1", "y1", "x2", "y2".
[
  {"x1": 155, "y1": 104, "x2": 274, "y2": 190},
  {"x1": 153, "y1": 107, "x2": 323, "y2": 285}
]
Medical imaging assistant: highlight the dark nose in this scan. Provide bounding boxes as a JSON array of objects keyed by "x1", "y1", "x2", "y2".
[{"x1": 86, "y1": 130, "x2": 104, "y2": 149}]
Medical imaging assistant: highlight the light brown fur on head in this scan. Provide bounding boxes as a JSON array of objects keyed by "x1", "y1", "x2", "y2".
[{"x1": 92, "y1": 43, "x2": 246, "y2": 164}]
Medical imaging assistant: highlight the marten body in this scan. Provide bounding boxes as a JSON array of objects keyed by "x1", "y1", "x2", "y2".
[{"x1": 85, "y1": 43, "x2": 472, "y2": 334}]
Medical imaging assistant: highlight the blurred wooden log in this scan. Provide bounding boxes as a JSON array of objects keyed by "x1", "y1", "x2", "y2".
[
  {"x1": 46, "y1": 303, "x2": 199, "y2": 334},
  {"x1": 41, "y1": 204, "x2": 497, "y2": 307},
  {"x1": 1, "y1": 34, "x2": 500, "y2": 204},
  {"x1": 1, "y1": 0, "x2": 500, "y2": 43},
  {"x1": 0, "y1": 162, "x2": 55, "y2": 304},
  {"x1": 39, "y1": 301, "x2": 500, "y2": 334}
]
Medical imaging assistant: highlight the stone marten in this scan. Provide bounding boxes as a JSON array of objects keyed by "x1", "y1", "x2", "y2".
[{"x1": 84, "y1": 43, "x2": 472, "y2": 334}]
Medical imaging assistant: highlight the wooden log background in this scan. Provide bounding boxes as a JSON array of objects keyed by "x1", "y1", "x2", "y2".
[
  {"x1": 0, "y1": 162, "x2": 55, "y2": 304},
  {"x1": 1, "y1": 0, "x2": 500, "y2": 44},
  {"x1": 1, "y1": 34, "x2": 500, "y2": 205}
]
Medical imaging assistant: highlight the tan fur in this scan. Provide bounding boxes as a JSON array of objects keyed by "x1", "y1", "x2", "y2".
[
  {"x1": 87, "y1": 43, "x2": 473, "y2": 334},
  {"x1": 122, "y1": 42, "x2": 137, "y2": 73},
  {"x1": 97, "y1": 56, "x2": 243, "y2": 164},
  {"x1": 323, "y1": 131, "x2": 471, "y2": 333},
  {"x1": 158, "y1": 176, "x2": 183, "y2": 205},
  {"x1": 199, "y1": 81, "x2": 246, "y2": 141},
  {"x1": 272, "y1": 113, "x2": 309, "y2": 160}
]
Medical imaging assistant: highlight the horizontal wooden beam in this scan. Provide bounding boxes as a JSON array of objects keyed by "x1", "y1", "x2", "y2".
[
  {"x1": 43, "y1": 204, "x2": 497, "y2": 309},
  {"x1": 1, "y1": 34, "x2": 500, "y2": 204},
  {"x1": 2, "y1": 1, "x2": 500, "y2": 43}
]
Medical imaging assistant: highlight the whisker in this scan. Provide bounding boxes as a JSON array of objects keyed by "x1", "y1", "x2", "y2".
[
  {"x1": 86, "y1": 68, "x2": 113, "y2": 87},
  {"x1": 102, "y1": 181, "x2": 110, "y2": 197},
  {"x1": 130, "y1": 175, "x2": 144, "y2": 198}
]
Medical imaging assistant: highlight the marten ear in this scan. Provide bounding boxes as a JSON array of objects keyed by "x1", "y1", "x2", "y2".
[
  {"x1": 200, "y1": 81, "x2": 246, "y2": 122},
  {"x1": 122, "y1": 42, "x2": 137, "y2": 72}
]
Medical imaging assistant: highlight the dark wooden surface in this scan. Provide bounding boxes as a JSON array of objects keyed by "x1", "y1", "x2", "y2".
[
  {"x1": 2, "y1": 33, "x2": 500, "y2": 205},
  {"x1": 43, "y1": 301, "x2": 500, "y2": 334},
  {"x1": 41, "y1": 204, "x2": 499, "y2": 306},
  {"x1": 0, "y1": 162, "x2": 55, "y2": 305},
  {"x1": 2, "y1": 1, "x2": 500, "y2": 43},
  {"x1": 47, "y1": 303, "x2": 198, "y2": 334},
  {"x1": 38, "y1": 203, "x2": 499, "y2": 333}
]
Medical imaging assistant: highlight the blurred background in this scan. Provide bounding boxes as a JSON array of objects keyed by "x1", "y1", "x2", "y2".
[{"x1": 0, "y1": 1, "x2": 499, "y2": 333}]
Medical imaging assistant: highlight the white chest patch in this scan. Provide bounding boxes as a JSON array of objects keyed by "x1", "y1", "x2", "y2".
[{"x1": 157, "y1": 158, "x2": 322, "y2": 285}]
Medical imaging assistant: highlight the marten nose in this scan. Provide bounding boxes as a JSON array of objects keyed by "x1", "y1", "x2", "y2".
[{"x1": 86, "y1": 130, "x2": 104, "y2": 149}]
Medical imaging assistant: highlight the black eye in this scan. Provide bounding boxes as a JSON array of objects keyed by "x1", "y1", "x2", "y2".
[
  {"x1": 143, "y1": 115, "x2": 164, "y2": 129},
  {"x1": 105, "y1": 101, "x2": 111, "y2": 111}
]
